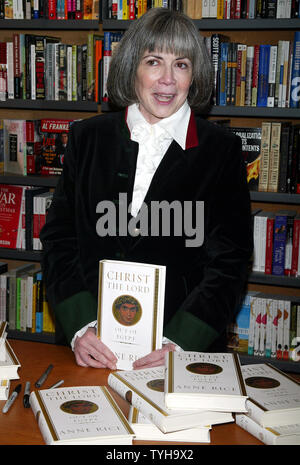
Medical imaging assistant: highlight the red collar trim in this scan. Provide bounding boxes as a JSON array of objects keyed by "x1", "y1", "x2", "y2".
[{"x1": 186, "y1": 111, "x2": 199, "y2": 149}]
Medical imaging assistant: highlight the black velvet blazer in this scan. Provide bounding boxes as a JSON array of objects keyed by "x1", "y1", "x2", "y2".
[{"x1": 40, "y1": 110, "x2": 253, "y2": 350}]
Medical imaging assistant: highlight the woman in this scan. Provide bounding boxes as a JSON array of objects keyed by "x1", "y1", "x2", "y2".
[{"x1": 40, "y1": 8, "x2": 253, "y2": 369}]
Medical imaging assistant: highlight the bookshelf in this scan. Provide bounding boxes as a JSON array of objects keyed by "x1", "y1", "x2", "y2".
[{"x1": 0, "y1": 17, "x2": 102, "y2": 344}]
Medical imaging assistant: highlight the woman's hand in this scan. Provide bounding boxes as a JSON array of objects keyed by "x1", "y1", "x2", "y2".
[
  {"x1": 74, "y1": 327, "x2": 118, "y2": 369},
  {"x1": 132, "y1": 343, "x2": 176, "y2": 370}
]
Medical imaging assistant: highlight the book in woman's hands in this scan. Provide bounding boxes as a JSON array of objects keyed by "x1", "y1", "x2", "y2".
[
  {"x1": 241, "y1": 363, "x2": 300, "y2": 427},
  {"x1": 97, "y1": 259, "x2": 166, "y2": 370},
  {"x1": 30, "y1": 386, "x2": 134, "y2": 445},
  {"x1": 164, "y1": 351, "x2": 248, "y2": 412},
  {"x1": 108, "y1": 366, "x2": 234, "y2": 433}
]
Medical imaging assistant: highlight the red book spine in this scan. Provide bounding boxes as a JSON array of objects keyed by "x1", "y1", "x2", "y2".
[
  {"x1": 265, "y1": 216, "x2": 274, "y2": 274},
  {"x1": 129, "y1": 0, "x2": 135, "y2": 19},
  {"x1": 49, "y1": 0, "x2": 56, "y2": 18},
  {"x1": 291, "y1": 217, "x2": 300, "y2": 276}
]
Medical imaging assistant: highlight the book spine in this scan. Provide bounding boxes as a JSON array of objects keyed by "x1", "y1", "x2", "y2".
[
  {"x1": 219, "y1": 42, "x2": 228, "y2": 106},
  {"x1": 264, "y1": 298, "x2": 273, "y2": 357},
  {"x1": 210, "y1": 34, "x2": 221, "y2": 105},
  {"x1": 272, "y1": 214, "x2": 289, "y2": 277},
  {"x1": 283, "y1": 300, "x2": 291, "y2": 360},
  {"x1": 290, "y1": 31, "x2": 300, "y2": 108},
  {"x1": 236, "y1": 414, "x2": 275, "y2": 445},
  {"x1": 258, "y1": 121, "x2": 271, "y2": 192},
  {"x1": 265, "y1": 215, "x2": 274, "y2": 274},
  {"x1": 251, "y1": 44, "x2": 260, "y2": 106},
  {"x1": 239, "y1": 44, "x2": 247, "y2": 106},
  {"x1": 235, "y1": 43, "x2": 242, "y2": 106},
  {"x1": 291, "y1": 217, "x2": 300, "y2": 276},
  {"x1": 278, "y1": 124, "x2": 291, "y2": 193},
  {"x1": 29, "y1": 392, "x2": 53, "y2": 445},
  {"x1": 267, "y1": 122, "x2": 282, "y2": 192},
  {"x1": 276, "y1": 300, "x2": 284, "y2": 359},
  {"x1": 248, "y1": 295, "x2": 258, "y2": 355},
  {"x1": 108, "y1": 373, "x2": 166, "y2": 433},
  {"x1": 257, "y1": 44, "x2": 270, "y2": 107},
  {"x1": 267, "y1": 45, "x2": 278, "y2": 107},
  {"x1": 245, "y1": 45, "x2": 254, "y2": 106}
]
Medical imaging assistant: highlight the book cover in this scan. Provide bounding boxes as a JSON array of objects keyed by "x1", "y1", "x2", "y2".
[
  {"x1": 272, "y1": 210, "x2": 297, "y2": 275},
  {"x1": 97, "y1": 259, "x2": 166, "y2": 370},
  {"x1": 128, "y1": 406, "x2": 211, "y2": 443},
  {"x1": 30, "y1": 385, "x2": 134, "y2": 445},
  {"x1": 228, "y1": 127, "x2": 261, "y2": 191},
  {"x1": 164, "y1": 351, "x2": 248, "y2": 412},
  {"x1": 0, "y1": 184, "x2": 24, "y2": 249},
  {"x1": 35, "y1": 119, "x2": 74, "y2": 176},
  {"x1": 242, "y1": 363, "x2": 300, "y2": 427},
  {"x1": 108, "y1": 366, "x2": 234, "y2": 433}
]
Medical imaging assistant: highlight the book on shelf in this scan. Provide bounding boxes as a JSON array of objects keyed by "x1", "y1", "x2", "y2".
[
  {"x1": 0, "y1": 379, "x2": 10, "y2": 400},
  {"x1": 97, "y1": 259, "x2": 166, "y2": 370},
  {"x1": 241, "y1": 363, "x2": 300, "y2": 427},
  {"x1": 164, "y1": 351, "x2": 248, "y2": 413},
  {"x1": 290, "y1": 31, "x2": 300, "y2": 109},
  {"x1": 236, "y1": 414, "x2": 300, "y2": 445},
  {"x1": 30, "y1": 385, "x2": 134, "y2": 445},
  {"x1": 3, "y1": 119, "x2": 26, "y2": 175},
  {"x1": 0, "y1": 340, "x2": 20, "y2": 380},
  {"x1": 128, "y1": 405, "x2": 211, "y2": 444},
  {"x1": 108, "y1": 366, "x2": 234, "y2": 433},
  {"x1": 0, "y1": 184, "x2": 25, "y2": 250},
  {"x1": 272, "y1": 210, "x2": 297, "y2": 276},
  {"x1": 228, "y1": 127, "x2": 261, "y2": 191},
  {"x1": 258, "y1": 121, "x2": 272, "y2": 192},
  {"x1": 7, "y1": 263, "x2": 36, "y2": 330},
  {"x1": 257, "y1": 44, "x2": 271, "y2": 107}
]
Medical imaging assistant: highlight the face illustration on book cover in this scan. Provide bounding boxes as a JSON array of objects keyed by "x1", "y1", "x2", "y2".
[
  {"x1": 60, "y1": 400, "x2": 99, "y2": 415},
  {"x1": 186, "y1": 362, "x2": 223, "y2": 375},
  {"x1": 245, "y1": 376, "x2": 281, "y2": 389},
  {"x1": 112, "y1": 295, "x2": 142, "y2": 327},
  {"x1": 147, "y1": 379, "x2": 164, "y2": 392}
]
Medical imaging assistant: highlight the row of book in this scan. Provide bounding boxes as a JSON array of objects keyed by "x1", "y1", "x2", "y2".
[
  {"x1": 252, "y1": 209, "x2": 300, "y2": 277},
  {"x1": 0, "y1": 263, "x2": 55, "y2": 334},
  {"x1": 0, "y1": 184, "x2": 53, "y2": 250},
  {"x1": 105, "y1": 0, "x2": 300, "y2": 19},
  {"x1": 0, "y1": 32, "x2": 112, "y2": 103},
  {"x1": 0, "y1": 0, "x2": 99, "y2": 20},
  {"x1": 230, "y1": 121, "x2": 300, "y2": 195},
  {"x1": 228, "y1": 291, "x2": 300, "y2": 361},
  {"x1": 205, "y1": 32, "x2": 300, "y2": 109},
  {"x1": 0, "y1": 118, "x2": 76, "y2": 176}
]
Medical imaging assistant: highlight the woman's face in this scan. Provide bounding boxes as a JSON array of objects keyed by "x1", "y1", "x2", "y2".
[{"x1": 135, "y1": 50, "x2": 193, "y2": 125}]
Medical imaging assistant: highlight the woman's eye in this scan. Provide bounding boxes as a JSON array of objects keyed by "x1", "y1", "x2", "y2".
[
  {"x1": 176, "y1": 62, "x2": 188, "y2": 69},
  {"x1": 146, "y1": 59, "x2": 158, "y2": 66}
]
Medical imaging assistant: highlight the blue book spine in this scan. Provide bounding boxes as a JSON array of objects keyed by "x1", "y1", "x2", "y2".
[
  {"x1": 257, "y1": 44, "x2": 271, "y2": 107},
  {"x1": 272, "y1": 214, "x2": 288, "y2": 276},
  {"x1": 289, "y1": 31, "x2": 300, "y2": 108},
  {"x1": 35, "y1": 271, "x2": 43, "y2": 333},
  {"x1": 218, "y1": 42, "x2": 229, "y2": 106}
]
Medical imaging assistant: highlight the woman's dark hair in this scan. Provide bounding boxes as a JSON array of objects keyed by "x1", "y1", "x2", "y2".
[{"x1": 107, "y1": 7, "x2": 213, "y2": 111}]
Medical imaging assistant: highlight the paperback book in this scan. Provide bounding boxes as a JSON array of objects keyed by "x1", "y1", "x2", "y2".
[
  {"x1": 97, "y1": 259, "x2": 166, "y2": 370},
  {"x1": 30, "y1": 385, "x2": 134, "y2": 445},
  {"x1": 108, "y1": 366, "x2": 234, "y2": 433},
  {"x1": 164, "y1": 351, "x2": 248, "y2": 412}
]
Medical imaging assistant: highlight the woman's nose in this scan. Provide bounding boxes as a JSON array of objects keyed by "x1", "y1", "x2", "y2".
[{"x1": 158, "y1": 65, "x2": 175, "y2": 84}]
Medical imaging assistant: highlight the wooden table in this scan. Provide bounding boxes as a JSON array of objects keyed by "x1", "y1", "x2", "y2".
[{"x1": 0, "y1": 339, "x2": 265, "y2": 446}]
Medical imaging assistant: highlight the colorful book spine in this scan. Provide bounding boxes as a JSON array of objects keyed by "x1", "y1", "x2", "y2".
[
  {"x1": 257, "y1": 44, "x2": 271, "y2": 107},
  {"x1": 290, "y1": 31, "x2": 300, "y2": 108}
]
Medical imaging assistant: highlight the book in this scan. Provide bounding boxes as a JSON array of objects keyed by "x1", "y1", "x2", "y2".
[
  {"x1": 164, "y1": 351, "x2": 248, "y2": 412},
  {"x1": 36, "y1": 119, "x2": 74, "y2": 176},
  {"x1": 30, "y1": 385, "x2": 134, "y2": 445},
  {"x1": 0, "y1": 184, "x2": 24, "y2": 249},
  {"x1": 272, "y1": 210, "x2": 297, "y2": 276},
  {"x1": 268, "y1": 121, "x2": 284, "y2": 192},
  {"x1": 236, "y1": 414, "x2": 300, "y2": 445},
  {"x1": 257, "y1": 44, "x2": 270, "y2": 107},
  {"x1": 227, "y1": 291, "x2": 259, "y2": 353},
  {"x1": 290, "y1": 31, "x2": 300, "y2": 108},
  {"x1": 7, "y1": 263, "x2": 36, "y2": 330},
  {"x1": 128, "y1": 406, "x2": 211, "y2": 443},
  {"x1": 3, "y1": 119, "x2": 26, "y2": 175},
  {"x1": 267, "y1": 45, "x2": 278, "y2": 107},
  {"x1": 97, "y1": 259, "x2": 166, "y2": 370},
  {"x1": 0, "y1": 340, "x2": 20, "y2": 380},
  {"x1": 0, "y1": 379, "x2": 10, "y2": 400},
  {"x1": 258, "y1": 121, "x2": 272, "y2": 192},
  {"x1": 242, "y1": 363, "x2": 300, "y2": 427},
  {"x1": 108, "y1": 366, "x2": 234, "y2": 433},
  {"x1": 228, "y1": 127, "x2": 261, "y2": 191}
]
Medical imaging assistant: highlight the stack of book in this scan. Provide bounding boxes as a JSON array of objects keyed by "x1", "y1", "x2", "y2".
[
  {"x1": 227, "y1": 291, "x2": 300, "y2": 362},
  {"x1": 236, "y1": 363, "x2": 300, "y2": 445},
  {"x1": 108, "y1": 351, "x2": 248, "y2": 444},
  {"x1": 0, "y1": 322, "x2": 21, "y2": 400},
  {"x1": 1, "y1": 0, "x2": 99, "y2": 20}
]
